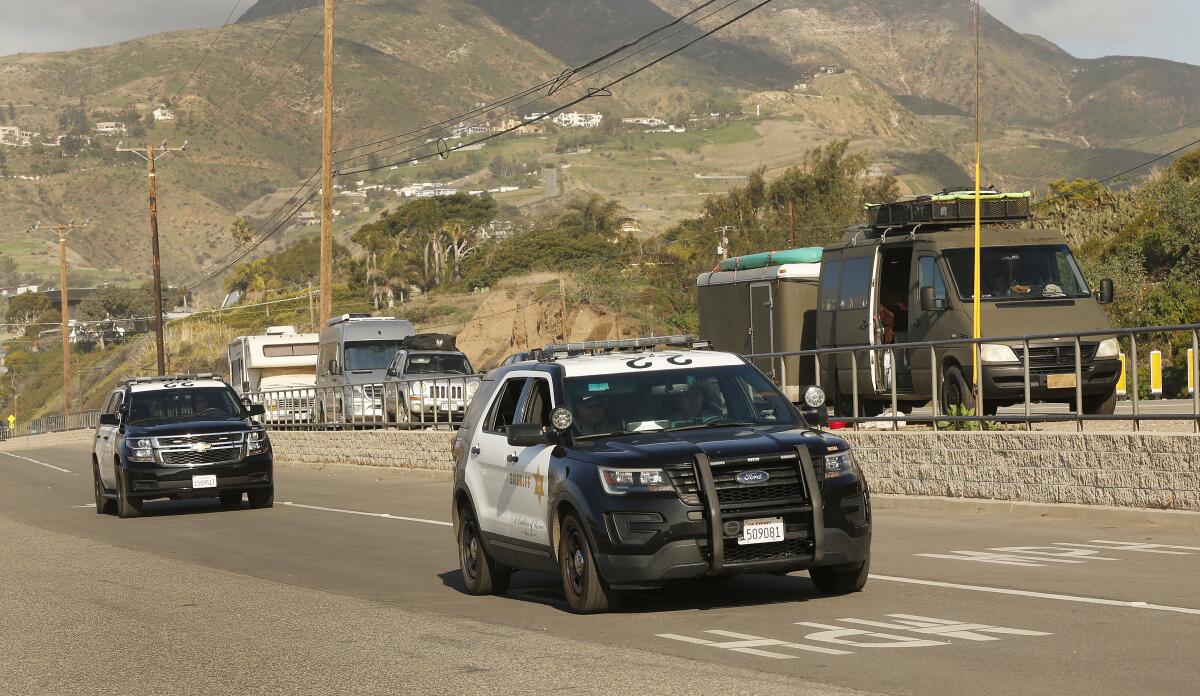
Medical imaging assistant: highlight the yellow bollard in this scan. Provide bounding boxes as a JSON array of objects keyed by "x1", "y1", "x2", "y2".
[
  {"x1": 1189, "y1": 348, "x2": 1195, "y2": 396},
  {"x1": 1150, "y1": 350, "x2": 1163, "y2": 398},
  {"x1": 1116, "y1": 353, "x2": 1127, "y2": 397}
]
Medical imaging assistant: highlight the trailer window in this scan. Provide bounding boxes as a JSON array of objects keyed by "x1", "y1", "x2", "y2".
[
  {"x1": 819, "y1": 260, "x2": 842, "y2": 311},
  {"x1": 263, "y1": 343, "x2": 319, "y2": 357}
]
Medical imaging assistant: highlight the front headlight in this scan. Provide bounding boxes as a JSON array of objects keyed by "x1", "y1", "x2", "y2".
[
  {"x1": 351, "y1": 385, "x2": 365, "y2": 397},
  {"x1": 980, "y1": 343, "x2": 1019, "y2": 363},
  {"x1": 1095, "y1": 337, "x2": 1120, "y2": 359},
  {"x1": 247, "y1": 430, "x2": 269, "y2": 453},
  {"x1": 823, "y1": 451, "x2": 860, "y2": 479},
  {"x1": 597, "y1": 466, "x2": 673, "y2": 495},
  {"x1": 466, "y1": 381, "x2": 480, "y2": 399},
  {"x1": 128, "y1": 446, "x2": 154, "y2": 462},
  {"x1": 132, "y1": 438, "x2": 152, "y2": 449},
  {"x1": 803, "y1": 385, "x2": 826, "y2": 408}
]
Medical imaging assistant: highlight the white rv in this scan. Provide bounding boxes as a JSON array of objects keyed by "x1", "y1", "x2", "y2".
[{"x1": 228, "y1": 326, "x2": 319, "y2": 421}]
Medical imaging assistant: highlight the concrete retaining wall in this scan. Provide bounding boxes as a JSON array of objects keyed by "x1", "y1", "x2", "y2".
[
  {"x1": 270, "y1": 430, "x2": 456, "y2": 471},
  {"x1": 843, "y1": 432, "x2": 1200, "y2": 511},
  {"x1": 267, "y1": 430, "x2": 1200, "y2": 511}
]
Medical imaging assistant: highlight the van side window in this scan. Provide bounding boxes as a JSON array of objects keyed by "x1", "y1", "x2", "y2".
[
  {"x1": 318, "y1": 342, "x2": 336, "y2": 375},
  {"x1": 839, "y1": 257, "x2": 873, "y2": 310},
  {"x1": 918, "y1": 256, "x2": 947, "y2": 303},
  {"x1": 486, "y1": 378, "x2": 527, "y2": 433},
  {"x1": 521, "y1": 378, "x2": 553, "y2": 427},
  {"x1": 819, "y1": 260, "x2": 843, "y2": 311}
]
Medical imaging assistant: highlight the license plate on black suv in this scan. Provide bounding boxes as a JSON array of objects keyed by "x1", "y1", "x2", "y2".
[{"x1": 738, "y1": 517, "x2": 785, "y2": 545}]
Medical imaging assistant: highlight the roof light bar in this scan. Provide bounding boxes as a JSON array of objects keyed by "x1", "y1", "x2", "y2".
[{"x1": 537, "y1": 335, "x2": 709, "y2": 357}]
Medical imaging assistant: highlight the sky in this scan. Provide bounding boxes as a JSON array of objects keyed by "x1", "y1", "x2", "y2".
[{"x1": 0, "y1": 1, "x2": 1199, "y2": 67}]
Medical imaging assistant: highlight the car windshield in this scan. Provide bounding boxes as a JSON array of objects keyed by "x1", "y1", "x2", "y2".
[
  {"x1": 126, "y1": 387, "x2": 244, "y2": 424},
  {"x1": 943, "y1": 244, "x2": 1090, "y2": 301},
  {"x1": 405, "y1": 353, "x2": 473, "y2": 375},
  {"x1": 563, "y1": 364, "x2": 799, "y2": 437},
  {"x1": 344, "y1": 340, "x2": 405, "y2": 371}
]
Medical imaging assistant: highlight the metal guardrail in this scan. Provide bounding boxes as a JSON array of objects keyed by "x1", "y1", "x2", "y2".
[
  {"x1": 1, "y1": 410, "x2": 101, "y2": 440},
  {"x1": 245, "y1": 375, "x2": 481, "y2": 431},
  {"x1": 748, "y1": 324, "x2": 1200, "y2": 432}
]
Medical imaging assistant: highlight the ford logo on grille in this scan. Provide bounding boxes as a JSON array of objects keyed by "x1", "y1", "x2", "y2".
[{"x1": 735, "y1": 470, "x2": 770, "y2": 485}]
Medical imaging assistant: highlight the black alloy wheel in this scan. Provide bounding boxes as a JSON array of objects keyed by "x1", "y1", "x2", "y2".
[
  {"x1": 558, "y1": 514, "x2": 615, "y2": 614},
  {"x1": 457, "y1": 506, "x2": 510, "y2": 595},
  {"x1": 810, "y1": 556, "x2": 870, "y2": 595}
]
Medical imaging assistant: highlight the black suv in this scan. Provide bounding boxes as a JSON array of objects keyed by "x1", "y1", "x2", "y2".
[
  {"x1": 92, "y1": 375, "x2": 273, "y2": 518},
  {"x1": 451, "y1": 338, "x2": 871, "y2": 613}
]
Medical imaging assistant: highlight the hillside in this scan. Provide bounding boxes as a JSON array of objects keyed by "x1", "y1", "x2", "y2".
[{"x1": 3, "y1": 0, "x2": 1200, "y2": 296}]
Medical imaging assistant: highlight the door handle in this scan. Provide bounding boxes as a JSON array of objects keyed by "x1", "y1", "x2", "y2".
[
  {"x1": 859, "y1": 320, "x2": 869, "y2": 330},
  {"x1": 470, "y1": 445, "x2": 480, "y2": 455},
  {"x1": 506, "y1": 453, "x2": 519, "y2": 464}
]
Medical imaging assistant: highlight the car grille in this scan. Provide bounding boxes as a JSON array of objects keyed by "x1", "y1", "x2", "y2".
[
  {"x1": 361, "y1": 385, "x2": 384, "y2": 399},
  {"x1": 429, "y1": 384, "x2": 464, "y2": 399},
  {"x1": 274, "y1": 397, "x2": 314, "y2": 410},
  {"x1": 156, "y1": 432, "x2": 243, "y2": 447},
  {"x1": 664, "y1": 452, "x2": 813, "y2": 510},
  {"x1": 1013, "y1": 343, "x2": 1098, "y2": 372},
  {"x1": 160, "y1": 448, "x2": 242, "y2": 466}
]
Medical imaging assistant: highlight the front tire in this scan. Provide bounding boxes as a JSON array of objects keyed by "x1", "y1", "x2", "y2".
[
  {"x1": 93, "y1": 463, "x2": 116, "y2": 515},
  {"x1": 116, "y1": 468, "x2": 143, "y2": 519},
  {"x1": 458, "y1": 506, "x2": 510, "y2": 595},
  {"x1": 941, "y1": 365, "x2": 976, "y2": 415},
  {"x1": 1083, "y1": 389, "x2": 1117, "y2": 415},
  {"x1": 558, "y1": 514, "x2": 616, "y2": 613},
  {"x1": 810, "y1": 557, "x2": 870, "y2": 595},
  {"x1": 248, "y1": 486, "x2": 274, "y2": 509}
]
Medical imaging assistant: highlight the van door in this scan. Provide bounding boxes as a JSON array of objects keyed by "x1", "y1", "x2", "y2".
[
  {"x1": 748, "y1": 282, "x2": 776, "y2": 381},
  {"x1": 909, "y1": 254, "x2": 951, "y2": 396},
  {"x1": 834, "y1": 248, "x2": 881, "y2": 396}
]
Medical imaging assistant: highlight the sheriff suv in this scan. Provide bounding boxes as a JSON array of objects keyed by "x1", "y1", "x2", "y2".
[
  {"x1": 451, "y1": 337, "x2": 871, "y2": 613},
  {"x1": 92, "y1": 374, "x2": 273, "y2": 518}
]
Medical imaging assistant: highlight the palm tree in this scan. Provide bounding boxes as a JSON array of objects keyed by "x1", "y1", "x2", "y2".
[{"x1": 557, "y1": 194, "x2": 632, "y2": 239}]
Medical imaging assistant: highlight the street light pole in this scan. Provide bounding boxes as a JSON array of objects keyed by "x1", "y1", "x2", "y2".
[
  {"x1": 31, "y1": 220, "x2": 87, "y2": 416},
  {"x1": 117, "y1": 140, "x2": 187, "y2": 375},
  {"x1": 319, "y1": 0, "x2": 335, "y2": 327}
]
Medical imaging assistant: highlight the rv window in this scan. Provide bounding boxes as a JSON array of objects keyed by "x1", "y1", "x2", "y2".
[
  {"x1": 819, "y1": 260, "x2": 843, "y2": 311},
  {"x1": 838, "y1": 257, "x2": 873, "y2": 310},
  {"x1": 918, "y1": 256, "x2": 947, "y2": 303},
  {"x1": 263, "y1": 343, "x2": 319, "y2": 358}
]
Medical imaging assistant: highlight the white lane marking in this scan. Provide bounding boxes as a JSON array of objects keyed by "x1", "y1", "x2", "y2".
[
  {"x1": 838, "y1": 614, "x2": 1052, "y2": 641},
  {"x1": 281, "y1": 501, "x2": 452, "y2": 527},
  {"x1": 73, "y1": 504, "x2": 96, "y2": 508},
  {"x1": 0, "y1": 451, "x2": 75, "y2": 474},
  {"x1": 870, "y1": 574, "x2": 1200, "y2": 616},
  {"x1": 656, "y1": 630, "x2": 852, "y2": 658}
]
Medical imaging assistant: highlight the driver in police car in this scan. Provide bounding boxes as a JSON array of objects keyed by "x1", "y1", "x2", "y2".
[
  {"x1": 573, "y1": 393, "x2": 614, "y2": 435},
  {"x1": 669, "y1": 383, "x2": 722, "y2": 426}
]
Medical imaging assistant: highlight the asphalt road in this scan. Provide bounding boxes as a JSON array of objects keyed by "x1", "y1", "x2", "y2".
[{"x1": 2, "y1": 440, "x2": 1199, "y2": 695}]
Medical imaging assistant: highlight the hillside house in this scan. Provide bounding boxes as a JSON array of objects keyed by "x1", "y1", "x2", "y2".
[
  {"x1": 496, "y1": 117, "x2": 543, "y2": 135},
  {"x1": 0, "y1": 125, "x2": 36, "y2": 146},
  {"x1": 554, "y1": 112, "x2": 603, "y2": 129},
  {"x1": 153, "y1": 107, "x2": 176, "y2": 122},
  {"x1": 94, "y1": 122, "x2": 126, "y2": 136},
  {"x1": 622, "y1": 117, "x2": 666, "y2": 127}
]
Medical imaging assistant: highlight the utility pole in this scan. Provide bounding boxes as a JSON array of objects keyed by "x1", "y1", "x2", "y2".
[
  {"x1": 118, "y1": 140, "x2": 187, "y2": 375},
  {"x1": 319, "y1": 0, "x2": 335, "y2": 327},
  {"x1": 30, "y1": 219, "x2": 87, "y2": 415}
]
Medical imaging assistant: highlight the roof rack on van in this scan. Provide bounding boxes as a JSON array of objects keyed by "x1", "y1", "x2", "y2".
[
  {"x1": 865, "y1": 188, "x2": 1031, "y2": 232},
  {"x1": 325, "y1": 313, "x2": 373, "y2": 326},
  {"x1": 534, "y1": 335, "x2": 710, "y2": 359},
  {"x1": 121, "y1": 373, "x2": 218, "y2": 385}
]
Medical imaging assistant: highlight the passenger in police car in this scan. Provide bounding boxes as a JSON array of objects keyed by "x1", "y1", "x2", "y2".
[{"x1": 573, "y1": 393, "x2": 616, "y2": 435}]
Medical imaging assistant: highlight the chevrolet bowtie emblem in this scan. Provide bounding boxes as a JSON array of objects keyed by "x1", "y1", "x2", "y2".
[{"x1": 192, "y1": 442, "x2": 212, "y2": 452}]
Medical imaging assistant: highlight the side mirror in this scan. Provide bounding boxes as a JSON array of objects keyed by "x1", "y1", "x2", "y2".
[
  {"x1": 919, "y1": 286, "x2": 945, "y2": 312},
  {"x1": 99, "y1": 413, "x2": 119, "y2": 426},
  {"x1": 327, "y1": 359, "x2": 341, "y2": 375},
  {"x1": 507, "y1": 423, "x2": 552, "y2": 447},
  {"x1": 247, "y1": 403, "x2": 266, "y2": 417},
  {"x1": 1097, "y1": 278, "x2": 1114, "y2": 305},
  {"x1": 386, "y1": 367, "x2": 397, "y2": 377}
]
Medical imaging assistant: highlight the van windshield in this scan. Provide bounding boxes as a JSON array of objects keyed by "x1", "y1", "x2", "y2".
[
  {"x1": 345, "y1": 340, "x2": 405, "y2": 371},
  {"x1": 943, "y1": 245, "x2": 1090, "y2": 301}
]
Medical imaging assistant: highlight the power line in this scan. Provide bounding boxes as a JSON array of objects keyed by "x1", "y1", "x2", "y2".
[
  {"x1": 1034, "y1": 133, "x2": 1200, "y2": 207},
  {"x1": 171, "y1": 0, "x2": 245, "y2": 103},
  {"x1": 1034, "y1": 114, "x2": 1200, "y2": 185},
  {"x1": 340, "y1": 0, "x2": 775, "y2": 178},
  {"x1": 180, "y1": 0, "x2": 766, "y2": 291}
]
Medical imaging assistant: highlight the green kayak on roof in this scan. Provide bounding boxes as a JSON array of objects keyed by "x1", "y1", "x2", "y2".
[{"x1": 717, "y1": 246, "x2": 823, "y2": 272}]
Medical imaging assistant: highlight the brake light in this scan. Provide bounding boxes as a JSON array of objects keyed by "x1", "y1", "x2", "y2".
[{"x1": 828, "y1": 420, "x2": 847, "y2": 430}]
